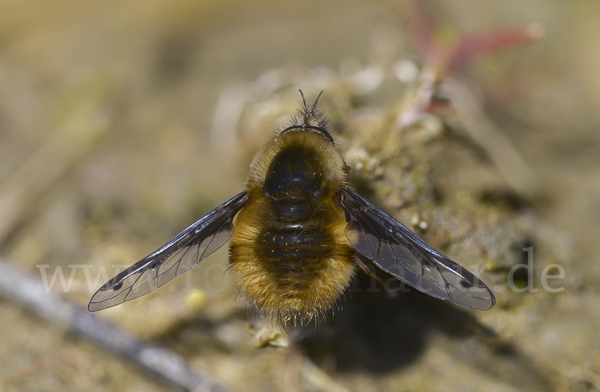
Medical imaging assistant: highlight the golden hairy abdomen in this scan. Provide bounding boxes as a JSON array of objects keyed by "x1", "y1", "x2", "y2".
[{"x1": 229, "y1": 192, "x2": 355, "y2": 324}]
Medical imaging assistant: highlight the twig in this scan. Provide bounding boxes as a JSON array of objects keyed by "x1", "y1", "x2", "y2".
[{"x1": 0, "y1": 257, "x2": 234, "y2": 392}]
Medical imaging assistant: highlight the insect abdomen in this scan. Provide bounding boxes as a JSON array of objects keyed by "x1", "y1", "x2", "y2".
[
  {"x1": 254, "y1": 225, "x2": 334, "y2": 289},
  {"x1": 229, "y1": 198, "x2": 355, "y2": 324}
]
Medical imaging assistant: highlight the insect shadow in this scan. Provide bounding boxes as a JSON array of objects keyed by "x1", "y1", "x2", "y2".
[
  {"x1": 295, "y1": 272, "x2": 481, "y2": 372},
  {"x1": 296, "y1": 273, "x2": 554, "y2": 391}
]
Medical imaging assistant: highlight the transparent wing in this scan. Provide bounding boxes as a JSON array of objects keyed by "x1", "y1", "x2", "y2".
[
  {"x1": 336, "y1": 189, "x2": 495, "y2": 311},
  {"x1": 88, "y1": 191, "x2": 249, "y2": 312}
]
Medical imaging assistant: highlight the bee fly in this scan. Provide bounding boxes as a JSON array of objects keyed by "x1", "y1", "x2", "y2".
[{"x1": 89, "y1": 91, "x2": 495, "y2": 324}]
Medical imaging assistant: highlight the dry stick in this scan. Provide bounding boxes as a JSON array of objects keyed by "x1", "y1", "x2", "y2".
[{"x1": 0, "y1": 257, "x2": 234, "y2": 392}]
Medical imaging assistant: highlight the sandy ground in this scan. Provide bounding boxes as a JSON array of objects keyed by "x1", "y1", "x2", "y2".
[{"x1": 1, "y1": 1, "x2": 599, "y2": 391}]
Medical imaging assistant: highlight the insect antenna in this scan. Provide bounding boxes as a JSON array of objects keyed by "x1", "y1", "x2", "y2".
[
  {"x1": 298, "y1": 90, "x2": 324, "y2": 114},
  {"x1": 311, "y1": 91, "x2": 324, "y2": 112},
  {"x1": 299, "y1": 89, "x2": 309, "y2": 112}
]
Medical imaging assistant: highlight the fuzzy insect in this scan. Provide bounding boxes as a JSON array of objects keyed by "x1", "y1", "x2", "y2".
[{"x1": 88, "y1": 91, "x2": 495, "y2": 325}]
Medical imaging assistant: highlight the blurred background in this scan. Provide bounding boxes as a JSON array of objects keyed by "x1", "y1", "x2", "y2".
[{"x1": 1, "y1": 0, "x2": 599, "y2": 391}]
